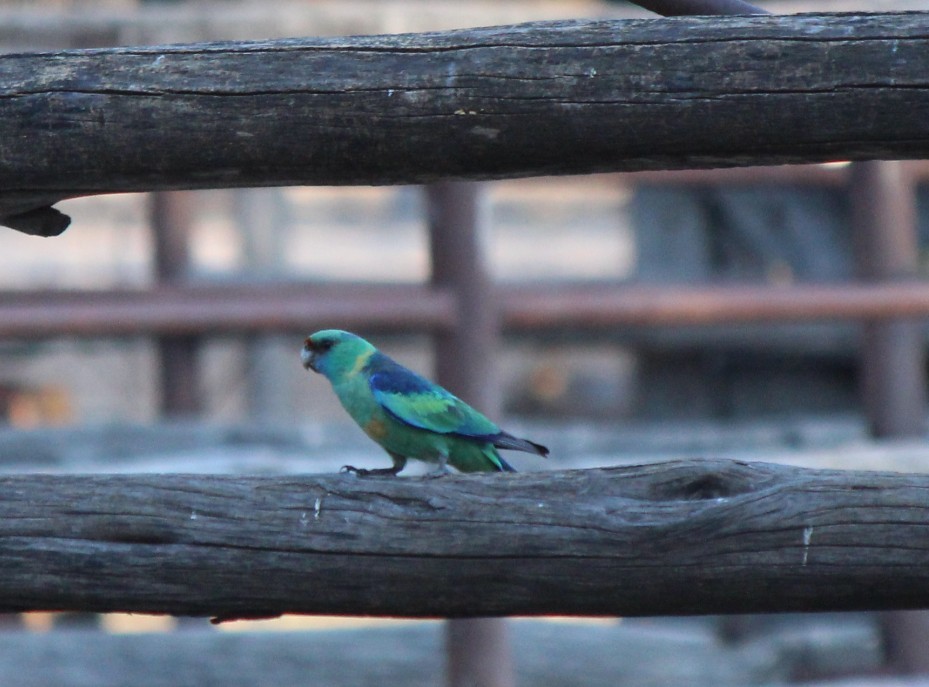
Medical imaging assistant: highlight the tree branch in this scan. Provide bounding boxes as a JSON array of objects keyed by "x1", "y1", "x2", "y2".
[
  {"x1": 3, "y1": 12, "x2": 929, "y2": 233},
  {"x1": 3, "y1": 459, "x2": 929, "y2": 618}
]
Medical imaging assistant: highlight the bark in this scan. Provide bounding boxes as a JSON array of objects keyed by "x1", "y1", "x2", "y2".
[
  {"x1": 1, "y1": 460, "x2": 928, "y2": 618},
  {"x1": 3, "y1": 13, "x2": 929, "y2": 234}
]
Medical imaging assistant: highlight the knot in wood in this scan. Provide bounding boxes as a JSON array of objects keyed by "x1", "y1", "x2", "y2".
[{"x1": 647, "y1": 460, "x2": 761, "y2": 501}]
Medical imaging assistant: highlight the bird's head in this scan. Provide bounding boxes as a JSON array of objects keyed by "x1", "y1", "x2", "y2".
[{"x1": 301, "y1": 329, "x2": 376, "y2": 382}]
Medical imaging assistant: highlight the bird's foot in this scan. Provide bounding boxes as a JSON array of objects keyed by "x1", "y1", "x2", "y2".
[
  {"x1": 340, "y1": 465, "x2": 401, "y2": 477},
  {"x1": 425, "y1": 465, "x2": 451, "y2": 479}
]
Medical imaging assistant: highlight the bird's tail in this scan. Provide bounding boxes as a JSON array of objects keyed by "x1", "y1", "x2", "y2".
[
  {"x1": 497, "y1": 455, "x2": 517, "y2": 472},
  {"x1": 493, "y1": 432, "x2": 549, "y2": 458},
  {"x1": 481, "y1": 445, "x2": 518, "y2": 472}
]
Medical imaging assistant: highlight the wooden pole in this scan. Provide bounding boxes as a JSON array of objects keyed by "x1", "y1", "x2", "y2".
[
  {"x1": 3, "y1": 462, "x2": 929, "y2": 618},
  {"x1": 6, "y1": 13, "x2": 929, "y2": 234},
  {"x1": 427, "y1": 181, "x2": 514, "y2": 687}
]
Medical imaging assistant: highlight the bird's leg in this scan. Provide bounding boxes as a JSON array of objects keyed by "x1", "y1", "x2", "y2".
[
  {"x1": 341, "y1": 452, "x2": 407, "y2": 477},
  {"x1": 426, "y1": 452, "x2": 451, "y2": 478}
]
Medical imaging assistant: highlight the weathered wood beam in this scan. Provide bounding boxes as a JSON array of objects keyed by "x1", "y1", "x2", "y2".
[
  {"x1": 3, "y1": 12, "x2": 929, "y2": 235},
  {"x1": 2, "y1": 459, "x2": 929, "y2": 618}
]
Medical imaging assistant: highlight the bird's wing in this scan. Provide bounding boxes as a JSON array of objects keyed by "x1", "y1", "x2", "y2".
[{"x1": 367, "y1": 359, "x2": 499, "y2": 438}]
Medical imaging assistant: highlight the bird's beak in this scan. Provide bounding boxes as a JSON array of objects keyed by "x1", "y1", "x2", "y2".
[{"x1": 301, "y1": 344, "x2": 318, "y2": 372}]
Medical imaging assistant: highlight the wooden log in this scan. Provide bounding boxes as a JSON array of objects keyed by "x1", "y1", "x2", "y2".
[
  {"x1": 2, "y1": 459, "x2": 929, "y2": 618},
  {"x1": 4, "y1": 12, "x2": 929, "y2": 234}
]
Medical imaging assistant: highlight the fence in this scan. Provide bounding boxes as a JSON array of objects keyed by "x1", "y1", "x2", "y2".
[{"x1": 2, "y1": 5, "x2": 929, "y2": 687}]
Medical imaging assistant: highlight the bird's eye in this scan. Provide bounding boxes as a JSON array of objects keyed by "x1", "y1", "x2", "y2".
[{"x1": 317, "y1": 339, "x2": 334, "y2": 352}]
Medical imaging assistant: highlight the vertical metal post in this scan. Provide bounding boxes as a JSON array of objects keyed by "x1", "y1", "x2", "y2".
[
  {"x1": 427, "y1": 182, "x2": 499, "y2": 411},
  {"x1": 851, "y1": 161, "x2": 926, "y2": 438},
  {"x1": 151, "y1": 191, "x2": 201, "y2": 417},
  {"x1": 426, "y1": 181, "x2": 515, "y2": 687},
  {"x1": 850, "y1": 161, "x2": 929, "y2": 673}
]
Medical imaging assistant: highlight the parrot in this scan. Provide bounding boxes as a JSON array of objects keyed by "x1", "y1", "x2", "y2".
[{"x1": 301, "y1": 329, "x2": 549, "y2": 476}]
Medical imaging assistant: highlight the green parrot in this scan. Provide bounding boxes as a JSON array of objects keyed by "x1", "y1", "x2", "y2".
[{"x1": 301, "y1": 329, "x2": 549, "y2": 476}]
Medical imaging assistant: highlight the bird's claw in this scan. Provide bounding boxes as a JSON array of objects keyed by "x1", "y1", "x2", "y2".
[{"x1": 340, "y1": 465, "x2": 400, "y2": 477}]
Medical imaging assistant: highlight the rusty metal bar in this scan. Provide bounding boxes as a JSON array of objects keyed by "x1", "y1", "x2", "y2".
[
  {"x1": 151, "y1": 192, "x2": 192, "y2": 285},
  {"x1": 851, "y1": 162, "x2": 926, "y2": 438},
  {"x1": 501, "y1": 282, "x2": 929, "y2": 329},
  {"x1": 427, "y1": 182, "x2": 501, "y2": 411},
  {"x1": 624, "y1": 165, "x2": 851, "y2": 187},
  {"x1": 850, "y1": 162, "x2": 929, "y2": 674},
  {"x1": 426, "y1": 181, "x2": 514, "y2": 687},
  {"x1": 619, "y1": 161, "x2": 929, "y2": 188},
  {"x1": 154, "y1": 336, "x2": 200, "y2": 416},
  {"x1": 445, "y1": 619, "x2": 515, "y2": 687},
  {"x1": 6, "y1": 282, "x2": 929, "y2": 340},
  {"x1": 0, "y1": 284, "x2": 456, "y2": 339},
  {"x1": 150, "y1": 191, "x2": 200, "y2": 416}
]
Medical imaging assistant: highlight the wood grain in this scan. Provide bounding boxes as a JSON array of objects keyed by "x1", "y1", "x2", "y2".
[
  {"x1": 3, "y1": 13, "x2": 929, "y2": 233},
  {"x1": 2, "y1": 459, "x2": 929, "y2": 618}
]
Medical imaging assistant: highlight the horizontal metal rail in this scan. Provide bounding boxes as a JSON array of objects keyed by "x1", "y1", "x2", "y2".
[
  {"x1": 501, "y1": 281, "x2": 929, "y2": 329},
  {"x1": 620, "y1": 160, "x2": 929, "y2": 187},
  {"x1": 3, "y1": 281, "x2": 929, "y2": 339},
  {"x1": 0, "y1": 283, "x2": 456, "y2": 338}
]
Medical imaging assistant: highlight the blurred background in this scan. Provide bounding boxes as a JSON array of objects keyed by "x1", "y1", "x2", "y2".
[{"x1": 2, "y1": 1, "x2": 929, "y2": 686}]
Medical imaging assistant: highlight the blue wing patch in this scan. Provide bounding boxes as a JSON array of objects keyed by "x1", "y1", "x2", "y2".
[{"x1": 365, "y1": 352, "x2": 500, "y2": 438}]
